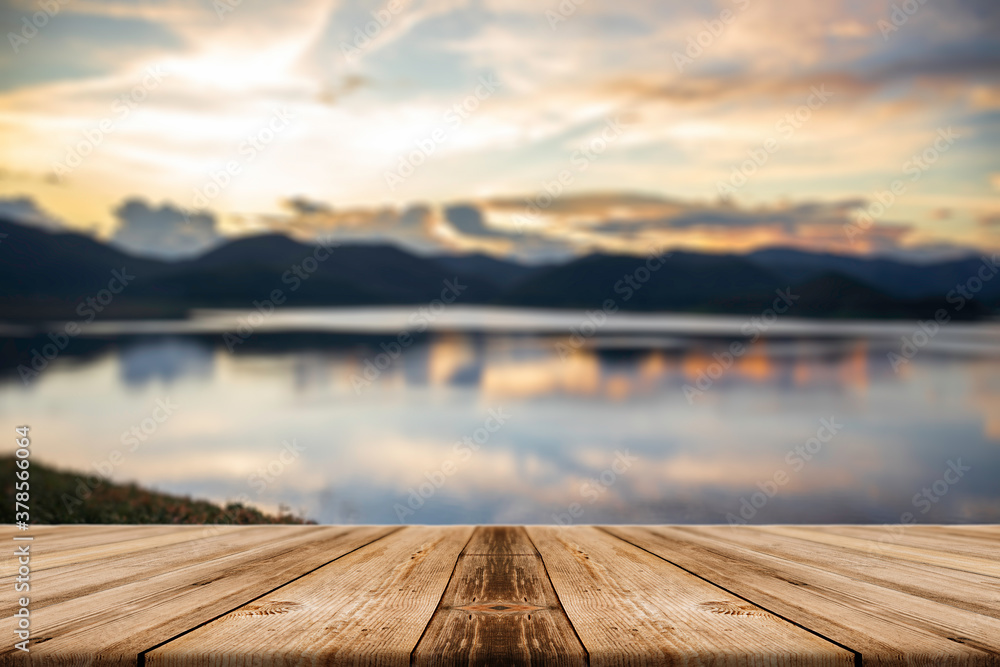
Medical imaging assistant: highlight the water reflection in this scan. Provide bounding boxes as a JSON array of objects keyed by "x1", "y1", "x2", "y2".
[
  {"x1": 119, "y1": 337, "x2": 214, "y2": 386},
  {"x1": 1, "y1": 313, "x2": 998, "y2": 525}
]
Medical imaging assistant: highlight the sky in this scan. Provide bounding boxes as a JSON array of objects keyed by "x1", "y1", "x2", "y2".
[{"x1": 0, "y1": 0, "x2": 998, "y2": 260}]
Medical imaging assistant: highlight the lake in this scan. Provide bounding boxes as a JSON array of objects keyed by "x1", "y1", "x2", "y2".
[{"x1": 2, "y1": 306, "x2": 999, "y2": 525}]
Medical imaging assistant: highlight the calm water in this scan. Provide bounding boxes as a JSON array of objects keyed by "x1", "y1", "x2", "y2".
[{"x1": 2, "y1": 307, "x2": 999, "y2": 524}]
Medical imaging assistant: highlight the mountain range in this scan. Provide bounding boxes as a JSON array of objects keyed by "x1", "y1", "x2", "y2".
[{"x1": 1, "y1": 217, "x2": 997, "y2": 322}]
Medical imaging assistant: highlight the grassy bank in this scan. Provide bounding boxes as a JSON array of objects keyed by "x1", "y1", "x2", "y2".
[{"x1": 1, "y1": 456, "x2": 313, "y2": 524}]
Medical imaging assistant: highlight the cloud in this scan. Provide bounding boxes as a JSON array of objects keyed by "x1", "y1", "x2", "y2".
[
  {"x1": 317, "y1": 75, "x2": 368, "y2": 105},
  {"x1": 1, "y1": 0, "x2": 994, "y2": 260},
  {"x1": 253, "y1": 191, "x2": 932, "y2": 260},
  {"x1": 590, "y1": 199, "x2": 869, "y2": 233},
  {"x1": 0, "y1": 196, "x2": 64, "y2": 231},
  {"x1": 444, "y1": 204, "x2": 515, "y2": 239},
  {"x1": 283, "y1": 196, "x2": 333, "y2": 215},
  {"x1": 979, "y1": 212, "x2": 1000, "y2": 227},
  {"x1": 264, "y1": 201, "x2": 444, "y2": 253},
  {"x1": 472, "y1": 193, "x2": 918, "y2": 257},
  {"x1": 111, "y1": 198, "x2": 220, "y2": 259},
  {"x1": 486, "y1": 191, "x2": 679, "y2": 217}
]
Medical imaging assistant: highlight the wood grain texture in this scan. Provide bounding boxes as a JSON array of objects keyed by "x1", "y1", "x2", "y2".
[
  {"x1": 757, "y1": 525, "x2": 1000, "y2": 577},
  {"x1": 528, "y1": 526, "x2": 853, "y2": 666},
  {"x1": 708, "y1": 525, "x2": 1000, "y2": 619},
  {"x1": 923, "y1": 525, "x2": 1000, "y2": 539},
  {"x1": 780, "y1": 525, "x2": 1000, "y2": 563},
  {"x1": 412, "y1": 526, "x2": 587, "y2": 667},
  {"x1": 0, "y1": 525, "x2": 180, "y2": 556},
  {"x1": 146, "y1": 525, "x2": 474, "y2": 667},
  {"x1": 0, "y1": 525, "x2": 394, "y2": 667},
  {"x1": 2, "y1": 524, "x2": 998, "y2": 665},
  {"x1": 1, "y1": 525, "x2": 197, "y2": 580},
  {"x1": 607, "y1": 525, "x2": 1000, "y2": 666},
  {"x1": 1, "y1": 526, "x2": 313, "y2": 616}
]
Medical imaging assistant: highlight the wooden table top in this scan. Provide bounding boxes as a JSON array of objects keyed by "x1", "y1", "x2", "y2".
[{"x1": 1, "y1": 524, "x2": 998, "y2": 665}]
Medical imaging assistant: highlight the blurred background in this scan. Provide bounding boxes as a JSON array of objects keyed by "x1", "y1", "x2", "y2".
[{"x1": 0, "y1": 0, "x2": 998, "y2": 524}]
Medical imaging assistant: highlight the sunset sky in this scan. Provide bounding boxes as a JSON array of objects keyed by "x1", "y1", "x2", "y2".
[{"x1": 0, "y1": 0, "x2": 998, "y2": 260}]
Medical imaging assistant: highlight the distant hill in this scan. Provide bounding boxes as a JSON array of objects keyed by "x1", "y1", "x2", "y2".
[
  {"x1": 432, "y1": 252, "x2": 541, "y2": 288},
  {"x1": 777, "y1": 272, "x2": 977, "y2": 319},
  {"x1": 0, "y1": 217, "x2": 172, "y2": 319},
  {"x1": 0, "y1": 456, "x2": 312, "y2": 524},
  {"x1": 748, "y1": 248, "x2": 1000, "y2": 302},
  {"x1": 493, "y1": 251, "x2": 989, "y2": 319},
  {"x1": 0, "y1": 219, "x2": 499, "y2": 318},
  {"x1": 0, "y1": 218, "x2": 995, "y2": 322},
  {"x1": 156, "y1": 235, "x2": 501, "y2": 307},
  {"x1": 494, "y1": 252, "x2": 781, "y2": 311}
]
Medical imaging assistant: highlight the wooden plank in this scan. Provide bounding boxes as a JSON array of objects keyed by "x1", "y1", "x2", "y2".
[
  {"x1": 1, "y1": 526, "x2": 314, "y2": 616},
  {"x1": 0, "y1": 524, "x2": 186, "y2": 560},
  {"x1": 607, "y1": 526, "x2": 1000, "y2": 666},
  {"x1": 461, "y1": 524, "x2": 537, "y2": 554},
  {"x1": 707, "y1": 525, "x2": 1000, "y2": 620},
  {"x1": 1, "y1": 524, "x2": 997, "y2": 664},
  {"x1": 881, "y1": 524, "x2": 1000, "y2": 539},
  {"x1": 928, "y1": 525, "x2": 1000, "y2": 538},
  {"x1": 0, "y1": 525, "x2": 395, "y2": 666},
  {"x1": 146, "y1": 525, "x2": 474, "y2": 666},
  {"x1": 528, "y1": 526, "x2": 853, "y2": 666},
  {"x1": 0, "y1": 524, "x2": 158, "y2": 547},
  {"x1": 0, "y1": 525, "x2": 257, "y2": 582},
  {"x1": 790, "y1": 525, "x2": 1000, "y2": 563},
  {"x1": 412, "y1": 526, "x2": 587, "y2": 666},
  {"x1": 758, "y1": 525, "x2": 1000, "y2": 578}
]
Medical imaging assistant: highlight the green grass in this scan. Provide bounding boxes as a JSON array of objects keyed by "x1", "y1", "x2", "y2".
[{"x1": 1, "y1": 456, "x2": 314, "y2": 525}]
